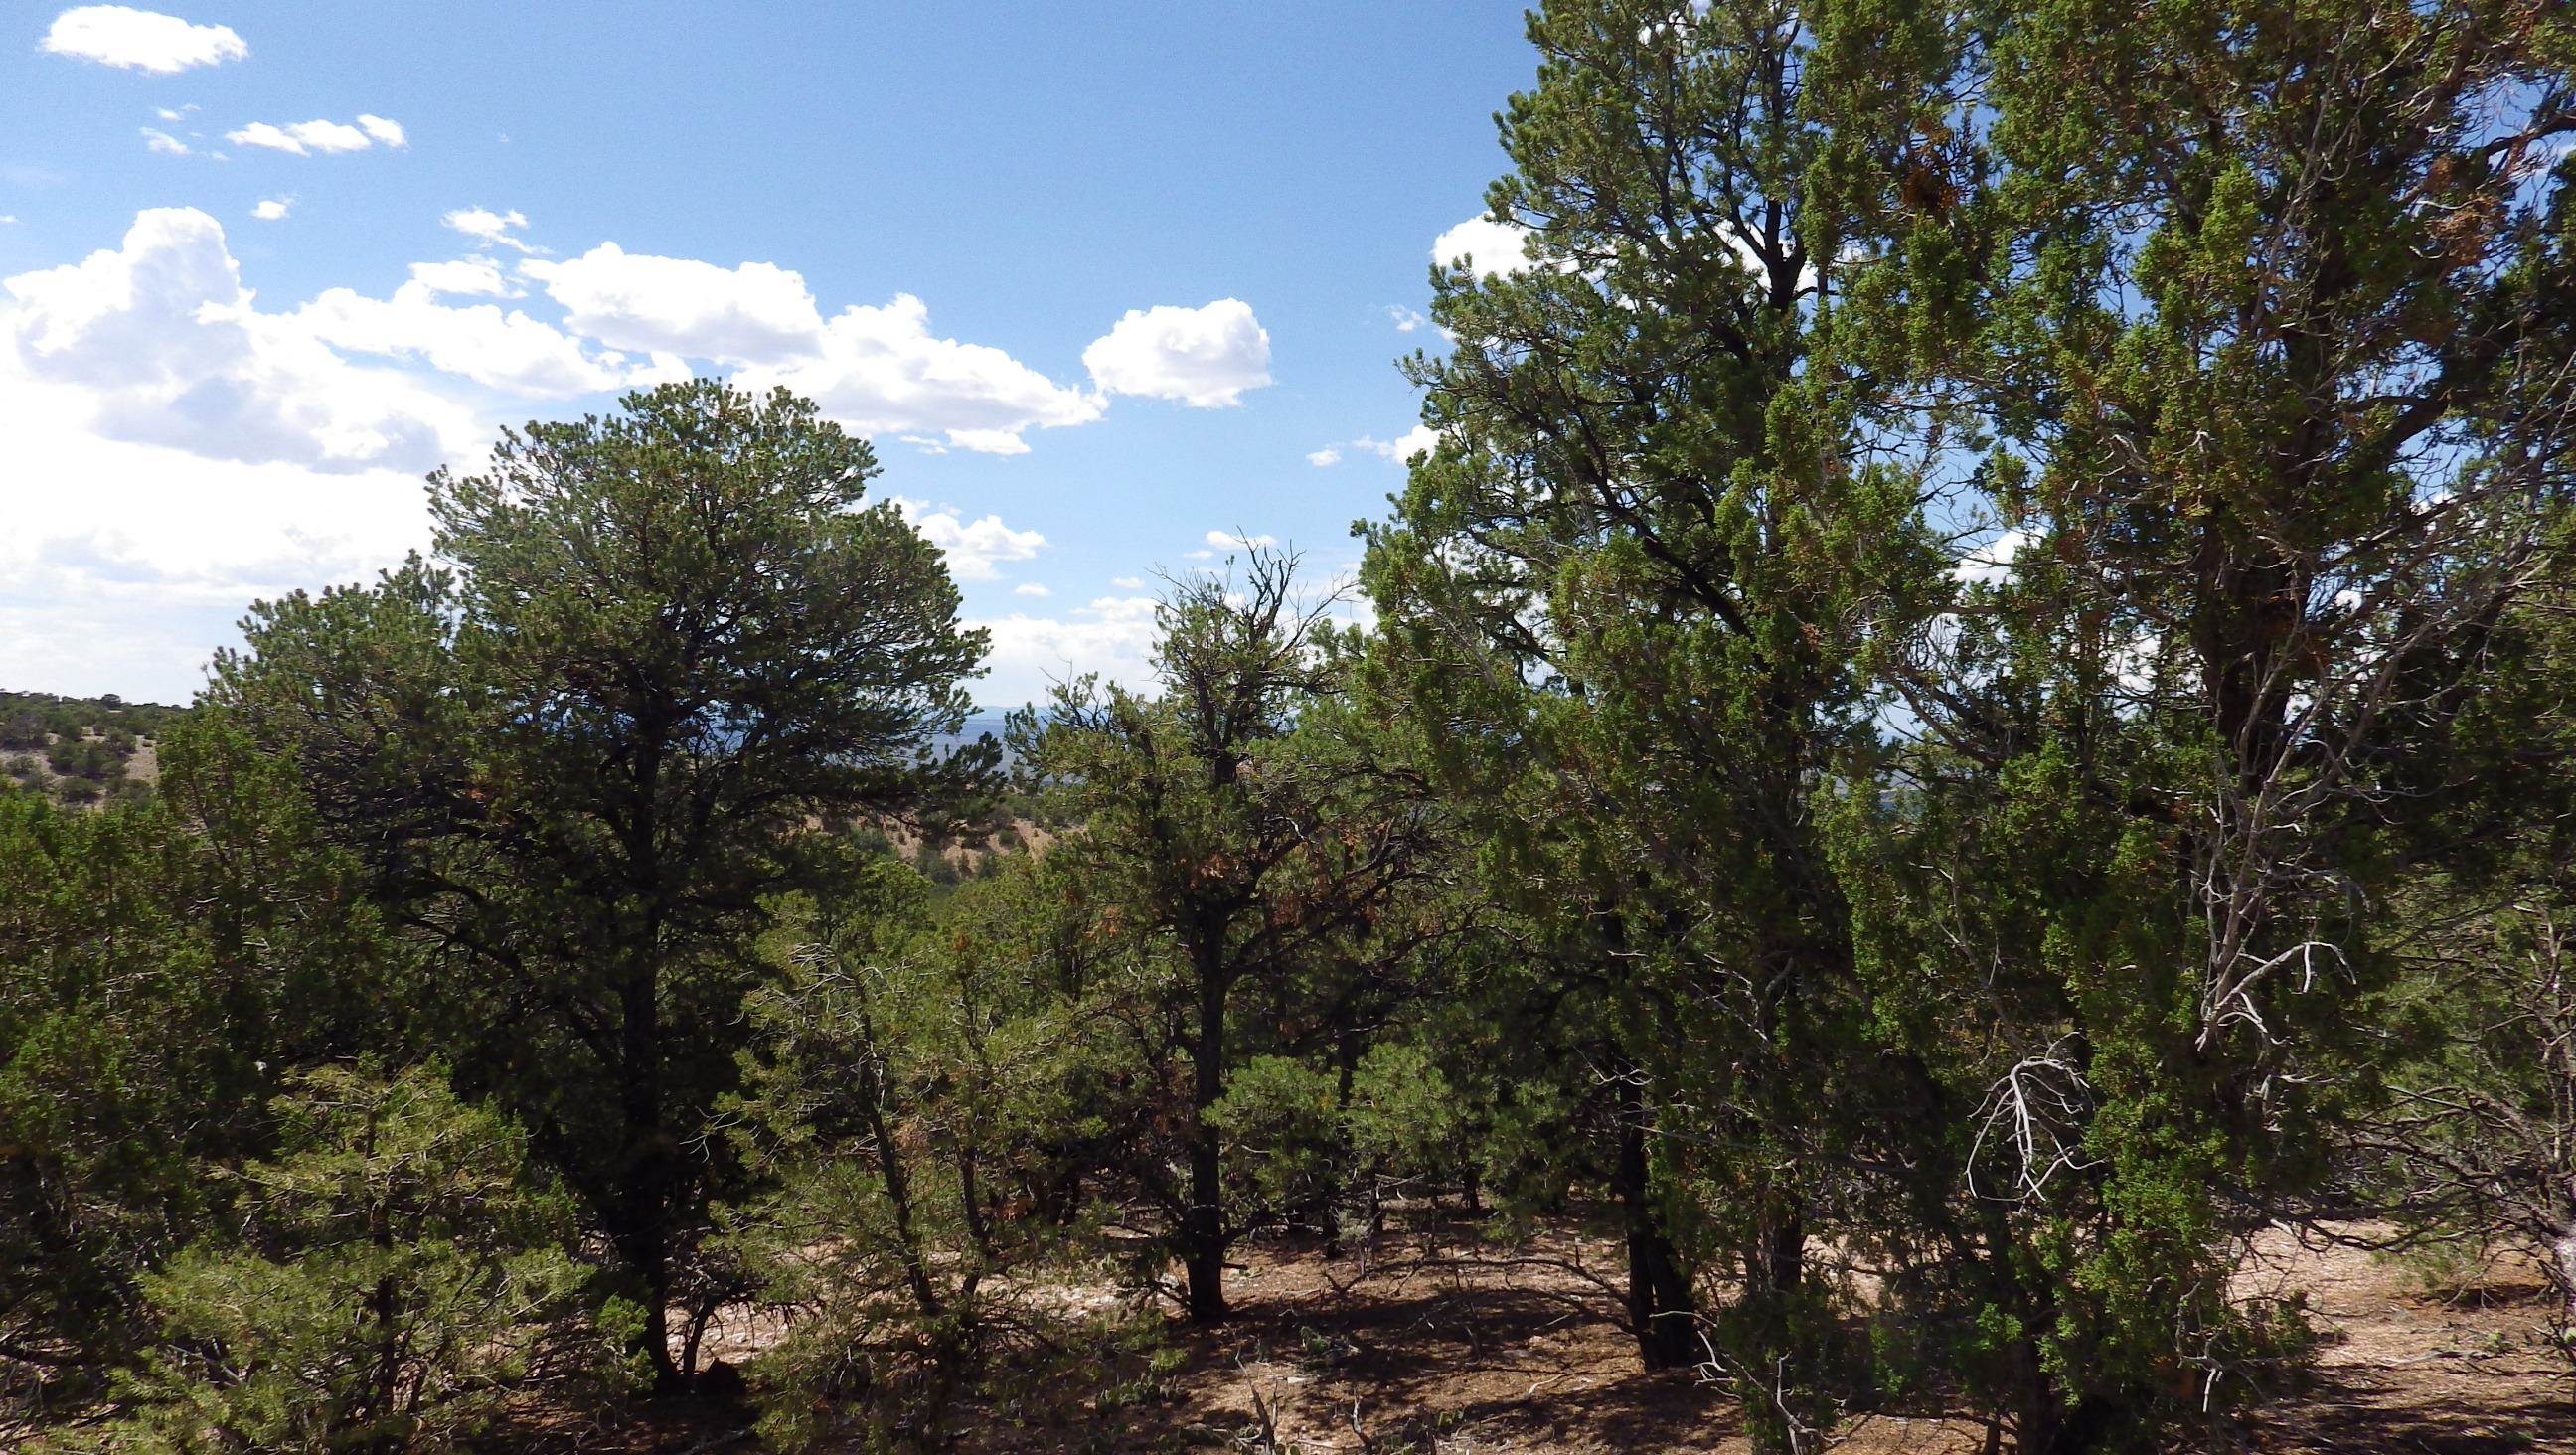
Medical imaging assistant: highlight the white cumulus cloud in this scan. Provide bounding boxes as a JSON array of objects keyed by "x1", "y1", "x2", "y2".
[
  {"x1": 499, "y1": 238, "x2": 1244, "y2": 455},
  {"x1": 1952, "y1": 526, "x2": 2035, "y2": 587},
  {"x1": 522, "y1": 242, "x2": 824, "y2": 362},
  {"x1": 620, "y1": 351, "x2": 695, "y2": 388},
  {"x1": 292, "y1": 278, "x2": 624, "y2": 398},
  {"x1": 405, "y1": 258, "x2": 508, "y2": 296},
  {"x1": 1305, "y1": 446, "x2": 1341, "y2": 468},
  {"x1": 3, "y1": 207, "x2": 479, "y2": 472},
  {"x1": 42, "y1": 6, "x2": 245, "y2": 73},
  {"x1": 0, "y1": 197, "x2": 1269, "y2": 705},
  {"x1": 1432, "y1": 215, "x2": 1537, "y2": 276},
  {"x1": 1205, "y1": 529, "x2": 1276, "y2": 551},
  {"x1": 0, "y1": 370, "x2": 432, "y2": 702},
  {"x1": 740, "y1": 295, "x2": 1102, "y2": 455},
  {"x1": 1013, "y1": 582, "x2": 1050, "y2": 597},
  {"x1": 890, "y1": 499, "x2": 1047, "y2": 580},
  {"x1": 140, "y1": 127, "x2": 189, "y2": 156},
  {"x1": 1081, "y1": 298, "x2": 1272, "y2": 407},
  {"x1": 1356, "y1": 424, "x2": 1440, "y2": 463},
  {"x1": 974, "y1": 595, "x2": 1162, "y2": 705}
]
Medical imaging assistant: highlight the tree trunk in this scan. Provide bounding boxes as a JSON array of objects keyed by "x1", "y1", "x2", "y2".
[
  {"x1": 859, "y1": 1046, "x2": 944, "y2": 1322},
  {"x1": 1969, "y1": 1202, "x2": 2063, "y2": 1455},
  {"x1": 1736, "y1": 1205, "x2": 1812, "y2": 1455},
  {"x1": 1183, "y1": 938, "x2": 1229, "y2": 1323},
  {"x1": 1322, "y1": 1019, "x2": 1361, "y2": 1257},
  {"x1": 2033, "y1": 1394, "x2": 2122, "y2": 1455},
  {"x1": 2554, "y1": 1221, "x2": 2576, "y2": 1347},
  {"x1": 365, "y1": 1273, "x2": 402, "y2": 1439},
  {"x1": 1615, "y1": 1074, "x2": 1699, "y2": 1370},
  {"x1": 612, "y1": 960, "x2": 681, "y2": 1389}
]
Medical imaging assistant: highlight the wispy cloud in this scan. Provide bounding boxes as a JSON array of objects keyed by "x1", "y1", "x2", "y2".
[{"x1": 227, "y1": 116, "x2": 406, "y2": 157}]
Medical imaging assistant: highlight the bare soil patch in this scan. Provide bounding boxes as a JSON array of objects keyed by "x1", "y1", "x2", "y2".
[
  {"x1": 920, "y1": 1215, "x2": 2568, "y2": 1454},
  {"x1": 44, "y1": 1213, "x2": 2559, "y2": 1452},
  {"x1": 2242, "y1": 1225, "x2": 2571, "y2": 1454}
]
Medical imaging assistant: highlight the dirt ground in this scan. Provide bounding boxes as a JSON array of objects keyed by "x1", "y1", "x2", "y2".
[
  {"x1": 2241, "y1": 1225, "x2": 2572, "y2": 1455},
  {"x1": 0, "y1": 730, "x2": 157, "y2": 808},
  {"x1": 900, "y1": 1214, "x2": 2572, "y2": 1453},
  {"x1": 24, "y1": 1212, "x2": 2561, "y2": 1452}
]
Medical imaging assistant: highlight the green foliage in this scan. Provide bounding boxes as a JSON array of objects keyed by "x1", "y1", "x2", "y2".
[
  {"x1": 206, "y1": 380, "x2": 993, "y2": 1383},
  {"x1": 2358, "y1": 528, "x2": 2576, "y2": 1358},
  {"x1": 0, "y1": 692, "x2": 187, "y2": 748},
  {"x1": 8, "y1": 11, "x2": 2573, "y2": 1447},
  {"x1": 1343, "y1": 1043, "x2": 1466, "y2": 1195},
  {"x1": 1013, "y1": 553, "x2": 1441, "y2": 1322},
  {"x1": 1811, "y1": 0, "x2": 2576, "y2": 1441},
  {"x1": 44, "y1": 736, "x2": 129, "y2": 784},
  {"x1": 0, "y1": 794, "x2": 215, "y2": 1371},
  {"x1": 1361, "y1": 0, "x2": 1956, "y2": 1432},
  {"x1": 92, "y1": 1065, "x2": 627, "y2": 1453},
  {"x1": 1207, "y1": 1055, "x2": 1345, "y2": 1225},
  {"x1": 0, "y1": 693, "x2": 178, "y2": 810},
  {"x1": 2, "y1": 716, "x2": 397, "y2": 1384},
  {"x1": 721, "y1": 858, "x2": 1107, "y2": 1448},
  {"x1": 1207, "y1": 1041, "x2": 1476, "y2": 1252}
]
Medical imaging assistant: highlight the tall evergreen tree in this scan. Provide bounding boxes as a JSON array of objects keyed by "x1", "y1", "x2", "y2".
[
  {"x1": 1821, "y1": 0, "x2": 2576, "y2": 1444},
  {"x1": 1362, "y1": 2, "x2": 1946, "y2": 1443},
  {"x1": 209, "y1": 381, "x2": 991, "y2": 1384}
]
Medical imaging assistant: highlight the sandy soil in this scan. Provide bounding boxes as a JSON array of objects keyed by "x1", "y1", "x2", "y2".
[
  {"x1": 22, "y1": 1212, "x2": 2561, "y2": 1452},
  {"x1": 1, "y1": 729, "x2": 157, "y2": 809},
  {"x1": 911, "y1": 1215, "x2": 2570, "y2": 1454},
  {"x1": 2242, "y1": 1225, "x2": 2571, "y2": 1454}
]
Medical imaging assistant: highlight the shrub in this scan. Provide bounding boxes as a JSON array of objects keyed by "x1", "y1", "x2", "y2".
[
  {"x1": 1207, "y1": 1055, "x2": 1345, "y2": 1231},
  {"x1": 1345, "y1": 1042, "x2": 1467, "y2": 1196},
  {"x1": 45, "y1": 739, "x2": 123, "y2": 784},
  {"x1": 94, "y1": 1065, "x2": 630, "y2": 1453},
  {"x1": 724, "y1": 868, "x2": 1102, "y2": 1449},
  {"x1": 910, "y1": 840, "x2": 961, "y2": 887}
]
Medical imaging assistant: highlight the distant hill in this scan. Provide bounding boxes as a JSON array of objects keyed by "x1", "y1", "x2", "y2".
[
  {"x1": 0, "y1": 697, "x2": 1028, "y2": 808},
  {"x1": 933, "y1": 712, "x2": 1028, "y2": 762},
  {"x1": 0, "y1": 690, "x2": 188, "y2": 809}
]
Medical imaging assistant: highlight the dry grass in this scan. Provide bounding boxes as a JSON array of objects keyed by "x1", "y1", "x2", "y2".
[{"x1": 2242, "y1": 1225, "x2": 2571, "y2": 1454}]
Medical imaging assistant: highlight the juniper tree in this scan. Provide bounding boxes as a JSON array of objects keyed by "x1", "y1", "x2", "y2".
[
  {"x1": 1015, "y1": 553, "x2": 1437, "y2": 1322},
  {"x1": 2362, "y1": 513, "x2": 2576, "y2": 1361},
  {"x1": 1361, "y1": 1, "x2": 1947, "y2": 1442},
  {"x1": 103, "y1": 1065, "x2": 616, "y2": 1455},
  {"x1": 721, "y1": 857, "x2": 1107, "y2": 1448},
  {"x1": 0, "y1": 714, "x2": 398, "y2": 1396},
  {"x1": 1820, "y1": 0, "x2": 2576, "y2": 1444}
]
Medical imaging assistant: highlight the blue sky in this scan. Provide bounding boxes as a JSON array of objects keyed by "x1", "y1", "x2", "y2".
[{"x1": 0, "y1": 2, "x2": 1542, "y2": 706}]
